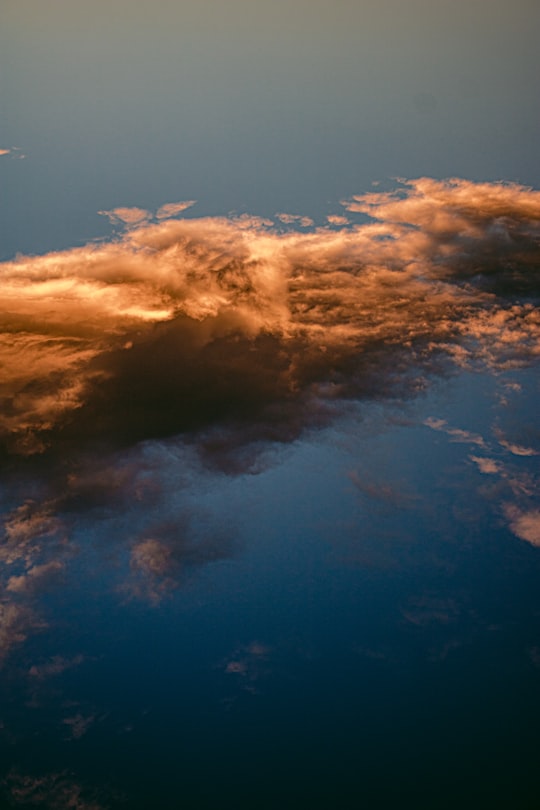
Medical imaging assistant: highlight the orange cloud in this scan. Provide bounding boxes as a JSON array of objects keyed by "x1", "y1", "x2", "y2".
[
  {"x1": 1, "y1": 178, "x2": 539, "y2": 463},
  {"x1": 156, "y1": 200, "x2": 196, "y2": 219},
  {"x1": 504, "y1": 506, "x2": 540, "y2": 547},
  {"x1": 99, "y1": 206, "x2": 151, "y2": 226},
  {"x1": 276, "y1": 212, "x2": 314, "y2": 227}
]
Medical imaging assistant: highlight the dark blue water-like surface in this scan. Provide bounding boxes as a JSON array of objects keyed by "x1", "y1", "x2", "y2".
[{"x1": 1, "y1": 370, "x2": 539, "y2": 808}]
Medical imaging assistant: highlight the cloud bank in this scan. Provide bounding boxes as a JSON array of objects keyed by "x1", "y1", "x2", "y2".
[
  {"x1": 2, "y1": 177, "x2": 539, "y2": 467},
  {"x1": 0, "y1": 177, "x2": 539, "y2": 636}
]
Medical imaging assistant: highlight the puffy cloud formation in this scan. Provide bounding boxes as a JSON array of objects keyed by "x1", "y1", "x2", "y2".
[
  {"x1": 503, "y1": 506, "x2": 540, "y2": 547},
  {"x1": 276, "y1": 212, "x2": 314, "y2": 227},
  {"x1": 98, "y1": 206, "x2": 151, "y2": 227},
  {"x1": 1, "y1": 177, "x2": 539, "y2": 467}
]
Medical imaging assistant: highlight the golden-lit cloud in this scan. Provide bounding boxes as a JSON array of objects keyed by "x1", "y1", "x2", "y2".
[
  {"x1": 326, "y1": 214, "x2": 350, "y2": 226},
  {"x1": 276, "y1": 212, "x2": 314, "y2": 227},
  {"x1": 2, "y1": 177, "x2": 539, "y2": 465},
  {"x1": 424, "y1": 418, "x2": 487, "y2": 447},
  {"x1": 156, "y1": 200, "x2": 196, "y2": 219},
  {"x1": 98, "y1": 206, "x2": 151, "y2": 226}
]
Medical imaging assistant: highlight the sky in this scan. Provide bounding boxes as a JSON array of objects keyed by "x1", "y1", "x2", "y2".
[{"x1": 1, "y1": 1, "x2": 540, "y2": 808}]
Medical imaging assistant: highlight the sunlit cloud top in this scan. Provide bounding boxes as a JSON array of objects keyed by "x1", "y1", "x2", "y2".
[{"x1": 1, "y1": 178, "x2": 539, "y2": 463}]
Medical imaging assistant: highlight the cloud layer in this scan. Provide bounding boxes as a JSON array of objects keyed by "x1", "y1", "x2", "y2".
[
  {"x1": 2, "y1": 178, "x2": 539, "y2": 466},
  {"x1": 0, "y1": 177, "x2": 539, "y2": 645}
]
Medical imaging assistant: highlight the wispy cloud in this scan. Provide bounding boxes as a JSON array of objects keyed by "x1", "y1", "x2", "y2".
[
  {"x1": 98, "y1": 206, "x2": 151, "y2": 226},
  {"x1": 3, "y1": 771, "x2": 105, "y2": 810},
  {"x1": 503, "y1": 506, "x2": 540, "y2": 547},
  {"x1": 326, "y1": 214, "x2": 350, "y2": 226},
  {"x1": 348, "y1": 469, "x2": 417, "y2": 508},
  {"x1": 424, "y1": 407, "x2": 540, "y2": 549},
  {"x1": 156, "y1": 200, "x2": 196, "y2": 219},
  {"x1": 28, "y1": 654, "x2": 86, "y2": 680},
  {"x1": 495, "y1": 433, "x2": 539, "y2": 457},
  {"x1": 62, "y1": 712, "x2": 96, "y2": 740},
  {"x1": 424, "y1": 418, "x2": 487, "y2": 447},
  {"x1": 276, "y1": 212, "x2": 314, "y2": 227},
  {"x1": 0, "y1": 146, "x2": 26, "y2": 159},
  {"x1": 0, "y1": 602, "x2": 47, "y2": 664}
]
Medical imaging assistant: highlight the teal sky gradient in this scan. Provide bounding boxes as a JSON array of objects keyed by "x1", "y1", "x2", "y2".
[{"x1": 2, "y1": 0, "x2": 539, "y2": 255}]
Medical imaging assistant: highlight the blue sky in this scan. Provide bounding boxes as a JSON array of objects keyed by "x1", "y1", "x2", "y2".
[{"x1": 2, "y1": 0, "x2": 539, "y2": 255}]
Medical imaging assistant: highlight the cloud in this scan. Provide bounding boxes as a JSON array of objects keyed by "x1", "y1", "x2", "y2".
[
  {"x1": 125, "y1": 519, "x2": 235, "y2": 604},
  {"x1": 99, "y1": 201, "x2": 196, "y2": 228},
  {"x1": 0, "y1": 176, "x2": 539, "y2": 630},
  {"x1": 469, "y1": 455, "x2": 500, "y2": 475},
  {"x1": 28, "y1": 654, "x2": 85, "y2": 680},
  {"x1": 401, "y1": 595, "x2": 460, "y2": 626},
  {"x1": 156, "y1": 200, "x2": 196, "y2": 219},
  {"x1": 496, "y1": 437, "x2": 539, "y2": 457},
  {"x1": 2, "y1": 177, "x2": 539, "y2": 470},
  {"x1": 223, "y1": 641, "x2": 272, "y2": 694},
  {"x1": 348, "y1": 469, "x2": 417, "y2": 508},
  {"x1": 326, "y1": 214, "x2": 350, "y2": 226},
  {"x1": 494, "y1": 428, "x2": 539, "y2": 456},
  {"x1": 276, "y1": 212, "x2": 314, "y2": 227},
  {"x1": 0, "y1": 502, "x2": 63, "y2": 565},
  {"x1": 424, "y1": 418, "x2": 487, "y2": 447},
  {"x1": 504, "y1": 506, "x2": 540, "y2": 547},
  {"x1": 6, "y1": 560, "x2": 65, "y2": 596},
  {"x1": 99, "y1": 206, "x2": 151, "y2": 226},
  {"x1": 0, "y1": 602, "x2": 46, "y2": 664},
  {"x1": 63, "y1": 713, "x2": 95, "y2": 740},
  {"x1": 2, "y1": 771, "x2": 105, "y2": 810},
  {"x1": 427, "y1": 419, "x2": 540, "y2": 547},
  {"x1": 0, "y1": 146, "x2": 25, "y2": 159}
]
